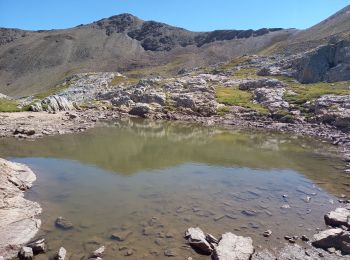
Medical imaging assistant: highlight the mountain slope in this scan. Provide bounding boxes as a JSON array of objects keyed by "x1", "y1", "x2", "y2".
[
  {"x1": 1, "y1": 5, "x2": 350, "y2": 97},
  {"x1": 0, "y1": 14, "x2": 294, "y2": 96}
]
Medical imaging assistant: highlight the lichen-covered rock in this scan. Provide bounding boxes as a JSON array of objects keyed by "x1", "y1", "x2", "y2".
[
  {"x1": 212, "y1": 232, "x2": 254, "y2": 260},
  {"x1": 0, "y1": 158, "x2": 41, "y2": 259}
]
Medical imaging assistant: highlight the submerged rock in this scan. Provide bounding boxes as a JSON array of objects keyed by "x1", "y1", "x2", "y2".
[
  {"x1": 184, "y1": 227, "x2": 213, "y2": 255},
  {"x1": 55, "y1": 217, "x2": 74, "y2": 230},
  {"x1": 212, "y1": 232, "x2": 254, "y2": 260}
]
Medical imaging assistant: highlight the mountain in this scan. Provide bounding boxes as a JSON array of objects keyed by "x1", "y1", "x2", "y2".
[{"x1": 0, "y1": 6, "x2": 350, "y2": 97}]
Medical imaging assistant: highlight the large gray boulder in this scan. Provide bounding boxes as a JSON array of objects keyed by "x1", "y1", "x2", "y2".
[
  {"x1": 325, "y1": 207, "x2": 350, "y2": 228},
  {"x1": 212, "y1": 232, "x2": 254, "y2": 260},
  {"x1": 42, "y1": 95, "x2": 75, "y2": 112},
  {"x1": 184, "y1": 227, "x2": 213, "y2": 255},
  {"x1": 312, "y1": 228, "x2": 350, "y2": 255}
]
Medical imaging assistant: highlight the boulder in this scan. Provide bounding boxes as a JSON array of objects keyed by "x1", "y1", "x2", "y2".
[
  {"x1": 42, "y1": 95, "x2": 75, "y2": 112},
  {"x1": 184, "y1": 227, "x2": 213, "y2": 255},
  {"x1": 128, "y1": 103, "x2": 151, "y2": 117},
  {"x1": 212, "y1": 232, "x2": 254, "y2": 260},
  {"x1": 18, "y1": 246, "x2": 33, "y2": 260},
  {"x1": 325, "y1": 207, "x2": 350, "y2": 228},
  {"x1": 312, "y1": 228, "x2": 350, "y2": 255},
  {"x1": 55, "y1": 247, "x2": 67, "y2": 260}
]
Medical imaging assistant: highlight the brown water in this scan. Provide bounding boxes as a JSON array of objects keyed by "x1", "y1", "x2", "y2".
[{"x1": 0, "y1": 119, "x2": 348, "y2": 259}]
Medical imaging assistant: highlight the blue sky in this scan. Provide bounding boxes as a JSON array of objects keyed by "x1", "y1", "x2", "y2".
[{"x1": 0, "y1": 0, "x2": 349, "y2": 31}]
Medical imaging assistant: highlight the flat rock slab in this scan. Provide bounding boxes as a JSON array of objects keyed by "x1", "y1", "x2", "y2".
[
  {"x1": 0, "y1": 158, "x2": 41, "y2": 259},
  {"x1": 212, "y1": 232, "x2": 254, "y2": 260}
]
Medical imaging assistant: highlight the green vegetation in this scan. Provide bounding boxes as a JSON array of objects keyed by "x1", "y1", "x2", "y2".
[
  {"x1": 109, "y1": 75, "x2": 139, "y2": 87},
  {"x1": 215, "y1": 86, "x2": 269, "y2": 114},
  {"x1": 34, "y1": 84, "x2": 69, "y2": 100},
  {"x1": 0, "y1": 99, "x2": 21, "y2": 112},
  {"x1": 217, "y1": 105, "x2": 230, "y2": 116},
  {"x1": 219, "y1": 56, "x2": 252, "y2": 70},
  {"x1": 285, "y1": 81, "x2": 350, "y2": 105}
]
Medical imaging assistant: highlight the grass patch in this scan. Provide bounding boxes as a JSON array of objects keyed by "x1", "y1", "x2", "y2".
[
  {"x1": 215, "y1": 86, "x2": 269, "y2": 114},
  {"x1": 109, "y1": 75, "x2": 139, "y2": 87},
  {"x1": 0, "y1": 99, "x2": 21, "y2": 112},
  {"x1": 230, "y1": 68, "x2": 259, "y2": 79},
  {"x1": 219, "y1": 56, "x2": 252, "y2": 70},
  {"x1": 285, "y1": 81, "x2": 350, "y2": 105},
  {"x1": 34, "y1": 84, "x2": 69, "y2": 100}
]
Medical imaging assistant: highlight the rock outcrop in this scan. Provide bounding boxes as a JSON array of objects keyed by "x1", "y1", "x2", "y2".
[
  {"x1": 292, "y1": 39, "x2": 350, "y2": 83},
  {"x1": 0, "y1": 158, "x2": 41, "y2": 259}
]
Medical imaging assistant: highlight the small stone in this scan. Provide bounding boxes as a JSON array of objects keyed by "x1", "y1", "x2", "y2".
[
  {"x1": 111, "y1": 231, "x2": 132, "y2": 241},
  {"x1": 91, "y1": 246, "x2": 105, "y2": 258},
  {"x1": 55, "y1": 247, "x2": 67, "y2": 260},
  {"x1": 281, "y1": 204, "x2": 291, "y2": 209},
  {"x1": 124, "y1": 249, "x2": 133, "y2": 256},
  {"x1": 263, "y1": 230, "x2": 272, "y2": 237},
  {"x1": 18, "y1": 246, "x2": 33, "y2": 260},
  {"x1": 301, "y1": 235, "x2": 309, "y2": 242},
  {"x1": 164, "y1": 249, "x2": 177, "y2": 257}
]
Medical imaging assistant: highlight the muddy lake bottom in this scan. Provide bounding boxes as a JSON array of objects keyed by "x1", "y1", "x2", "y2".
[{"x1": 0, "y1": 119, "x2": 349, "y2": 259}]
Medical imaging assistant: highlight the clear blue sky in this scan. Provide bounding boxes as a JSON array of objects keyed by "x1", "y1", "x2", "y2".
[{"x1": 0, "y1": 0, "x2": 349, "y2": 31}]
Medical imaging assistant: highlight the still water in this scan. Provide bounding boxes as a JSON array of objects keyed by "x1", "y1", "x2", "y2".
[{"x1": 0, "y1": 119, "x2": 348, "y2": 259}]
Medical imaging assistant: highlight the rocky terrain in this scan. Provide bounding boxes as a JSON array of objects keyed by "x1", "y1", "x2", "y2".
[
  {"x1": 0, "y1": 158, "x2": 41, "y2": 259},
  {"x1": 0, "y1": 5, "x2": 350, "y2": 96},
  {"x1": 0, "y1": 4, "x2": 350, "y2": 260}
]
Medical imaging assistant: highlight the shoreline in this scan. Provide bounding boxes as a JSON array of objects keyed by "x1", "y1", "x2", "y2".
[
  {"x1": 0, "y1": 158, "x2": 41, "y2": 259},
  {"x1": 1, "y1": 109, "x2": 349, "y2": 171},
  {"x1": 0, "y1": 109, "x2": 350, "y2": 259}
]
